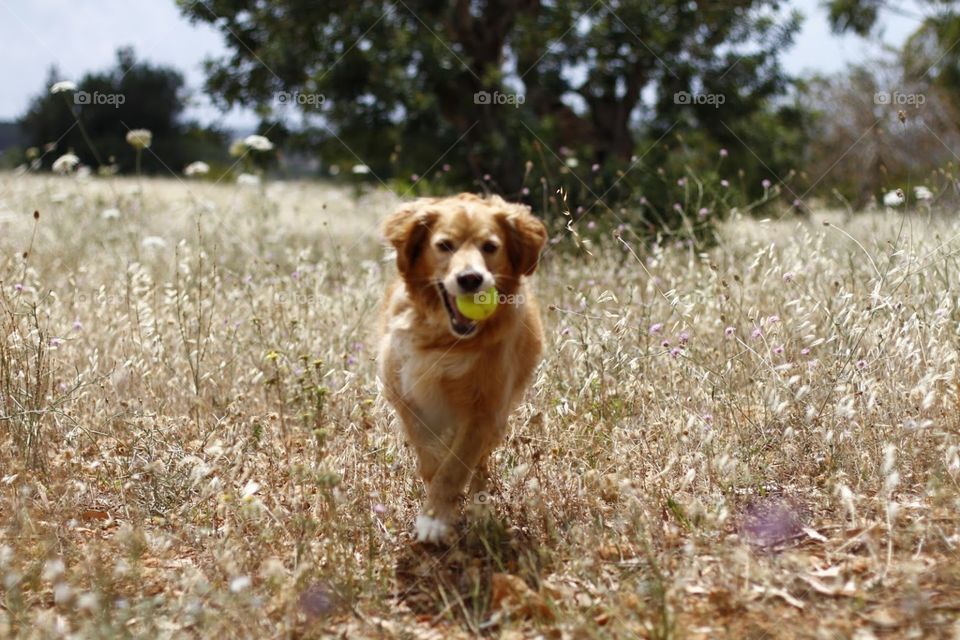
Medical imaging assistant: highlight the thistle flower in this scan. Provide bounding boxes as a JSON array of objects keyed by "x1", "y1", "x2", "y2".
[
  {"x1": 125, "y1": 129, "x2": 152, "y2": 150},
  {"x1": 52, "y1": 153, "x2": 80, "y2": 174},
  {"x1": 244, "y1": 134, "x2": 273, "y2": 152},
  {"x1": 50, "y1": 81, "x2": 77, "y2": 94},
  {"x1": 184, "y1": 161, "x2": 210, "y2": 177},
  {"x1": 762, "y1": 179, "x2": 772, "y2": 189},
  {"x1": 724, "y1": 326, "x2": 735, "y2": 338}
]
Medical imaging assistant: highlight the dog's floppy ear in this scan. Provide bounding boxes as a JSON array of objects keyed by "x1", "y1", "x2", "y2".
[
  {"x1": 382, "y1": 200, "x2": 437, "y2": 274},
  {"x1": 497, "y1": 202, "x2": 547, "y2": 277}
]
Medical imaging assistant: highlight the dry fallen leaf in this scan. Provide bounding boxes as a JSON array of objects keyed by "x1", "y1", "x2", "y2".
[{"x1": 489, "y1": 573, "x2": 554, "y2": 621}]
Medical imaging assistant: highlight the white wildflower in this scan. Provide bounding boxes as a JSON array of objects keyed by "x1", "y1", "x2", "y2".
[
  {"x1": 184, "y1": 161, "x2": 210, "y2": 177},
  {"x1": 882, "y1": 189, "x2": 905, "y2": 207},
  {"x1": 50, "y1": 81, "x2": 77, "y2": 94},
  {"x1": 77, "y1": 592, "x2": 99, "y2": 611},
  {"x1": 229, "y1": 575, "x2": 252, "y2": 593},
  {"x1": 53, "y1": 583, "x2": 73, "y2": 604},
  {"x1": 229, "y1": 139, "x2": 247, "y2": 157},
  {"x1": 914, "y1": 185, "x2": 933, "y2": 201},
  {"x1": 52, "y1": 153, "x2": 80, "y2": 174},
  {"x1": 141, "y1": 236, "x2": 168, "y2": 250},
  {"x1": 125, "y1": 129, "x2": 152, "y2": 150},
  {"x1": 101, "y1": 208, "x2": 121, "y2": 220},
  {"x1": 243, "y1": 134, "x2": 273, "y2": 152},
  {"x1": 42, "y1": 558, "x2": 65, "y2": 581},
  {"x1": 237, "y1": 173, "x2": 261, "y2": 187},
  {"x1": 240, "y1": 480, "x2": 260, "y2": 501},
  {"x1": 351, "y1": 164, "x2": 370, "y2": 175},
  {"x1": 565, "y1": 157, "x2": 579, "y2": 168}
]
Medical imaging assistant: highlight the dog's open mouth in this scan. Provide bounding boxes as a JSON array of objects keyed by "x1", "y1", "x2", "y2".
[{"x1": 437, "y1": 284, "x2": 477, "y2": 337}]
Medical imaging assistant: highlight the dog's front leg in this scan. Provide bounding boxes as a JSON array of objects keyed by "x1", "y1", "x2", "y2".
[{"x1": 415, "y1": 418, "x2": 497, "y2": 543}]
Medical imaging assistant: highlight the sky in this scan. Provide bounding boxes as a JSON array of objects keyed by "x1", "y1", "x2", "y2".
[{"x1": 0, "y1": 0, "x2": 926, "y2": 131}]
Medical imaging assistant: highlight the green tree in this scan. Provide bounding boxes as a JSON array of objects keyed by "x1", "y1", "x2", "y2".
[
  {"x1": 826, "y1": 0, "x2": 960, "y2": 104},
  {"x1": 180, "y1": 0, "x2": 803, "y2": 223},
  {"x1": 20, "y1": 47, "x2": 228, "y2": 174}
]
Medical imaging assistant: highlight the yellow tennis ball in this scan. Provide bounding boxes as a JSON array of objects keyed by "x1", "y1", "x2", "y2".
[{"x1": 456, "y1": 287, "x2": 498, "y2": 321}]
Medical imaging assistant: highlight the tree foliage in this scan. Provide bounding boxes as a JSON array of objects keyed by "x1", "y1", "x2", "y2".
[
  {"x1": 19, "y1": 48, "x2": 227, "y2": 174},
  {"x1": 180, "y1": 0, "x2": 805, "y2": 223}
]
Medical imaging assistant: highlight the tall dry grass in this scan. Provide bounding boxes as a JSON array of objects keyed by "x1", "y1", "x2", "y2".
[{"x1": 0, "y1": 172, "x2": 958, "y2": 638}]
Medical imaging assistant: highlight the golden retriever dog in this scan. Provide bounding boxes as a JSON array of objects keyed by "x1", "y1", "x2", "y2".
[{"x1": 378, "y1": 193, "x2": 547, "y2": 543}]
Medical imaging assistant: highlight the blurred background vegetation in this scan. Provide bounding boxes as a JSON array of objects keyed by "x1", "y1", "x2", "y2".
[{"x1": 4, "y1": 0, "x2": 960, "y2": 235}]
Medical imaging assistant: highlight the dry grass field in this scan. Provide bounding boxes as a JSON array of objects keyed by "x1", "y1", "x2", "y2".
[{"x1": 1, "y1": 172, "x2": 958, "y2": 638}]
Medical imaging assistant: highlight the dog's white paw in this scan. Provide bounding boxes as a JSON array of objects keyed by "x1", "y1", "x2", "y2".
[{"x1": 415, "y1": 514, "x2": 451, "y2": 543}]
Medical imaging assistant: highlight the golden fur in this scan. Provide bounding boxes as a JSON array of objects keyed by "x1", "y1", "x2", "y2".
[{"x1": 377, "y1": 193, "x2": 547, "y2": 542}]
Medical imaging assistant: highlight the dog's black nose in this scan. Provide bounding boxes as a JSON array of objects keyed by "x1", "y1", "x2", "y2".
[{"x1": 456, "y1": 271, "x2": 484, "y2": 292}]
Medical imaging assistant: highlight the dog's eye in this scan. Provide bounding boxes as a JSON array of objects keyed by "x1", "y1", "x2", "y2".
[
  {"x1": 481, "y1": 241, "x2": 499, "y2": 254},
  {"x1": 435, "y1": 239, "x2": 456, "y2": 253}
]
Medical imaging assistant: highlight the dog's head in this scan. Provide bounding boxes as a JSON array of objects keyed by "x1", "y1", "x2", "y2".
[{"x1": 382, "y1": 193, "x2": 547, "y2": 338}]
